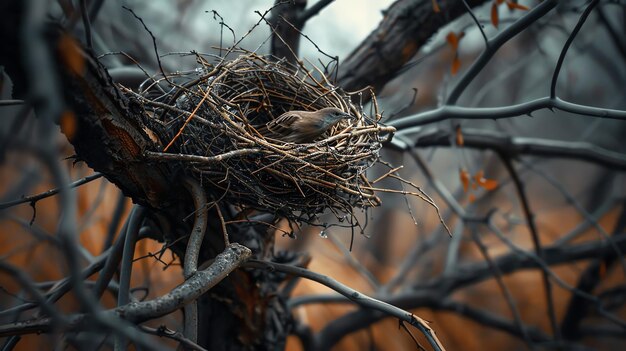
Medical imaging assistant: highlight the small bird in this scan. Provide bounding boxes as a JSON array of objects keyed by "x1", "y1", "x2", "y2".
[{"x1": 265, "y1": 107, "x2": 354, "y2": 143}]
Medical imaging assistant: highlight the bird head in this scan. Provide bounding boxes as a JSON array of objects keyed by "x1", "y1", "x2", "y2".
[{"x1": 318, "y1": 107, "x2": 354, "y2": 126}]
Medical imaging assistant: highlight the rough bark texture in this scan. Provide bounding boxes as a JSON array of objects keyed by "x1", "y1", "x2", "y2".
[
  {"x1": 337, "y1": 0, "x2": 489, "y2": 93},
  {"x1": 0, "y1": 4, "x2": 292, "y2": 349},
  {"x1": 270, "y1": 0, "x2": 308, "y2": 63}
]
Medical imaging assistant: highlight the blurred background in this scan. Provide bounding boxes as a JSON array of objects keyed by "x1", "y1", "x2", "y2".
[{"x1": 1, "y1": 0, "x2": 625, "y2": 350}]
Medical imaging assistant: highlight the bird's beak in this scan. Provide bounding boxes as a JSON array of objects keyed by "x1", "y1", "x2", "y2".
[{"x1": 342, "y1": 113, "x2": 355, "y2": 120}]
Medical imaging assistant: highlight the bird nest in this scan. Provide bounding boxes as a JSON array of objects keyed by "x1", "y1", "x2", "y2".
[{"x1": 130, "y1": 52, "x2": 398, "y2": 225}]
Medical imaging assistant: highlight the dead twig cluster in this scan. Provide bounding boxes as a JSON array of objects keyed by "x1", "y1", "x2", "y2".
[{"x1": 125, "y1": 51, "x2": 401, "y2": 226}]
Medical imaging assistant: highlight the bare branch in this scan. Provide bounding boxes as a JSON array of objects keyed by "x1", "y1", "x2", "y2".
[
  {"x1": 396, "y1": 128, "x2": 626, "y2": 170},
  {"x1": 0, "y1": 173, "x2": 102, "y2": 210},
  {"x1": 390, "y1": 97, "x2": 626, "y2": 131},
  {"x1": 447, "y1": 0, "x2": 557, "y2": 104},
  {"x1": 244, "y1": 259, "x2": 446, "y2": 351},
  {"x1": 551, "y1": 0, "x2": 599, "y2": 99}
]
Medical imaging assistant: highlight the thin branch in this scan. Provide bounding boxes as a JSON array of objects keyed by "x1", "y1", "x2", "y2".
[
  {"x1": 144, "y1": 149, "x2": 263, "y2": 164},
  {"x1": 447, "y1": 0, "x2": 557, "y2": 104},
  {"x1": 140, "y1": 325, "x2": 208, "y2": 351},
  {"x1": 244, "y1": 260, "x2": 446, "y2": 351},
  {"x1": 115, "y1": 205, "x2": 146, "y2": 350},
  {"x1": 93, "y1": 214, "x2": 131, "y2": 299},
  {"x1": 390, "y1": 97, "x2": 626, "y2": 132},
  {"x1": 298, "y1": 0, "x2": 335, "y2": 24},
  {"x1": 0, "y1": 99, "x2": 25, "y2": 106},
  {"x1": 550, "y1": 0, "x2": 599, "y2": 98},
  {"x1": 396, "y1": 127, "x2": 626, "y2": 170},
  {"x1": 78, "y1": 0, "x2": 92, "y2": 49},
  {"x1": 0, "y1": 244, "x2": 252, "y2": 337},
  {"x1": 121, "y1": 6, "x2": 172, "y2": 85},
  {"x1": 561, "y1": 201, "x2": 626, "y2": 339},
  {"x1": 469, "y1": 227, "x2": 533, "y2": 347},
  {"x1": 461, "y1": 0, "x2": 488, "y2": 45},
  {"x1": 498, "y1": 154, "x2": 560, "y2": 340},
  {"x1": 182, "y1": 178, "x2": 209, "y2": 343},
  {"x1": 182, "y1": 178, "x2": 209, "y2": 279},
  {"x1": 0, "y1": 173, "x2": 103, "y2": 210}
]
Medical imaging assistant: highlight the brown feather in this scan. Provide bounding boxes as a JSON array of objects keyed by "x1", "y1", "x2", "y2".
[{"x1": 264, "y1": 108, "x2": 352, "y2": 143}]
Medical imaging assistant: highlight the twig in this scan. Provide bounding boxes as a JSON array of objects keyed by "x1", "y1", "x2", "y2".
[
  {"x1": 140, "y1": 325, "x2": 208, "y2": 351},
  {"x1": 78, "y1": 0, "x2": 92, "y2": 49},
  {"x1": 298, "y1": 0, "x2": 335, "y2": 24},
  {"x1": 550, "y1": 0, "x2": 599, "y2": 98},
  {"x1": 115, "y1": 205, "x2": 147, "y2": 350},
  {"x1": 244, "y1": 260, "x2": 446, "y2": 351},
  {"x1": 391, "y1": 97, "x2": 626, "y2": 131},
  {"x1": 0, "y1": 173, "x2": 103, "y2": 210},
  {"x1": 400, "y1": 127, "x2": 626, "y2": 170},
  {"x1": 0, "y1": 244, "x2": 252, "y2": 338},
  {"x1": 447, "y1": 0, "x2": 557, "y2": 104},
  {"x1": 182, "y1": 178, "x2": 209, "y2": 343},
  {"x1": 121, "y1": 6, "x2": 172, "y2": 85},
  {"x1": 145, "y1": 149, "x2": 263, "y2": 164},
  {"x1": 498, "y1": 154, "x2": 560, "y2": 340}
]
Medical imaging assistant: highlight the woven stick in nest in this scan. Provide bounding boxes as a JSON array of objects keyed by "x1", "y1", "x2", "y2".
[{"x1": 126, "y1": 51, "x2": 448, "y2": 234}]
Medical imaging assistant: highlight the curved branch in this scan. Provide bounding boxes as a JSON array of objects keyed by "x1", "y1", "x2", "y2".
[
  {"x1": 0, "y1": 173, "x2": 102, "y2": 210},
  {"x1": 182, "y1": 178, "x2": 209, "y2": 343},
  {"x1": 551, "y1": 0, "x2": 599, "y2": 98},
  {"x1": 0, "y1": 244, "x2": 252, "y2": 337},
  {"x1": 244, "y1": 259, "x2": 446, "y2": 351},
  {"x1": 390, "y1": 97, "x2": 626, "y2": 131},
  {"x1": 398, "y1": 127, "x2": 626, "y2": 170},
  {"x1": 447, "y1": 0, "x2": 557, "y2": 104}
]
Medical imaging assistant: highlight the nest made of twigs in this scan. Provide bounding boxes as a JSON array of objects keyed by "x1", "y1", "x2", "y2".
[{"x1": 129, "y1": 51, "x2": 395, "y2": 225}]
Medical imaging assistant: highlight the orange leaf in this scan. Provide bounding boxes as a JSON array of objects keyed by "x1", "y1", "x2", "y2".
[
  {"x1": 474, "y1": 170, "x2": 484, "y2": 183},
  {"x1": 469, "y1": 193, "x2": 476, "y2": 203},
  {"x1": 491, "y1": 3, "x2": 499, "y2": 28},
  {"x1": 431, "y1": 0, "x2": 441, "y2": 13},
  {"x1": 446, "y1": 32, "x2": 458, "y2": 49},
  {"x1": 455, "y1": 125, "x2": 464, "y2": 146},
  {"x1": 474, "y1": 170, "x2": 499, "y2": 191},
  {"x1": 460, "y1": 169, "x2": 470, "y2": 193},
  {"x1": 480, "y1": 178, "x2": 499, "y2": 191},
  {"x1": 451, "y1": 56, "x2": 461, "y2": 75},
  {"x1": 506, "y1": 1, "x2": 529, "y2": 10}
]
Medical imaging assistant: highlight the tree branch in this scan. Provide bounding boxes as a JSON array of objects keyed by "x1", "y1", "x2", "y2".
[
  {"x1": 390, "y1": 97, "x2": 626, "y2": 131},
  {"x1": 337, "y1": 0, "x2": 490, "y2": 93},
  {"x1": 395, "y1": 127, "x2": 626, "y2": 170}
]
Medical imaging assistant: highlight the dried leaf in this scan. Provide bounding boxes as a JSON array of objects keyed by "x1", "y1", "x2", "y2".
[
  {"x1": 446, "y1": 32, "x2": 458, "y2": 49},
  {"x1": 432, "y1": 0, "x2": 441, "y2": 13},
  {"x1": 491, "y1": 2, "x2": 499, "y2": 28},
  {"x1": 474, "y1": 170, "x2": 499, "y2": 191},
  {"x1": 469, "y1": 193, "x2": 476, "y2": 203},
  {"x1": 455, "y1": 125, "x2": 464, "y2": 146},
  {"x1": 506, "y1": 1, "x2": 529, "y2": 10},
  {"x1": 480, "y1": 178, "x2": 499, "y2": 191},
  {"x1": 474, "y1": 170, "x2": 484, "y2": 183},
  {"x1": 460, "y1": 168, "x2": 470, "y2": 193},
  {"x1": 495, "y1": 0, "x2": 505, "y2": 4},
  {"x1": 451, "y1": 56, "x2": 461, "y2": 75}
]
